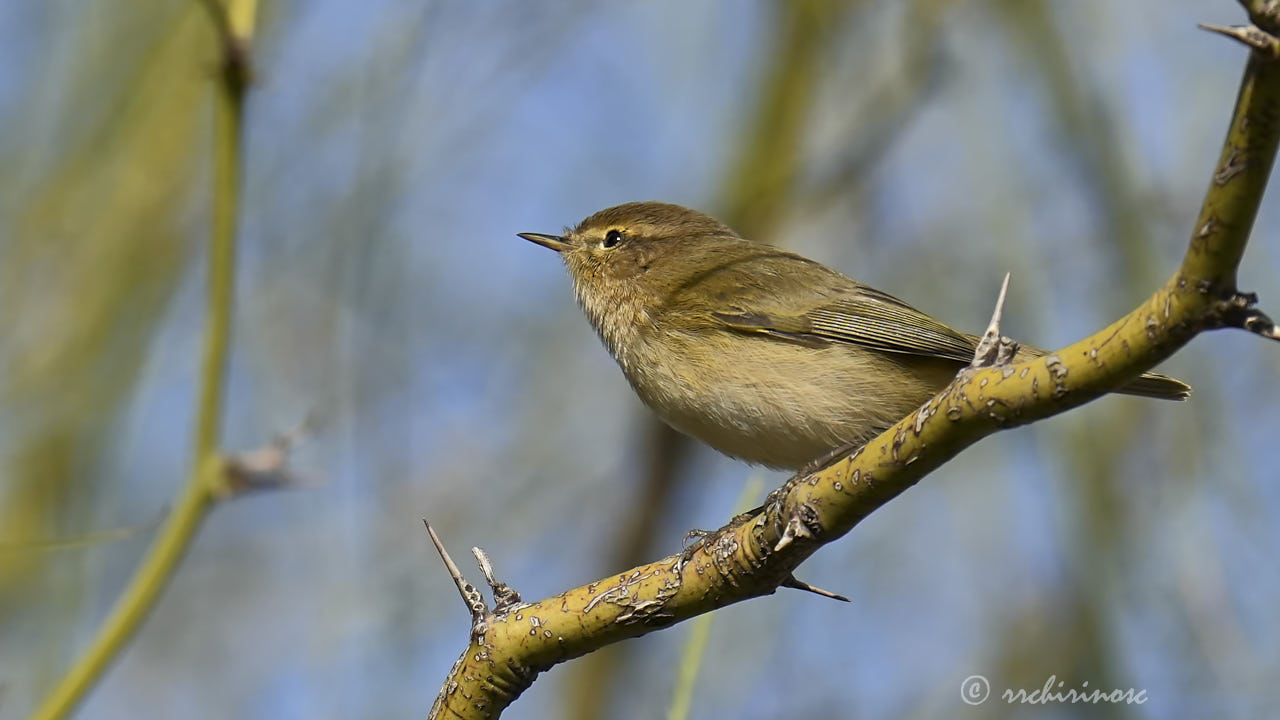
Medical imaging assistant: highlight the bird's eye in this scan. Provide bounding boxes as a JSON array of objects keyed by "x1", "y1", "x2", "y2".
[{"x1": 602, "y1": 229, "x2": 624, "y2": 249}]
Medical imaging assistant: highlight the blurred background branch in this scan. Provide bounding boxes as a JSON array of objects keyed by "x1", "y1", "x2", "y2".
[
  {"x1": 0, "y1": 2, "x2": 213, "y2": 707},
  {"x1": 27, "y1": 2, "x2": 258, "y2": 718}
]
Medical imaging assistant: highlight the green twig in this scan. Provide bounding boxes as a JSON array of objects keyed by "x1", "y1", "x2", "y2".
[
  {"x1": 0, "y1": 513, "x2": 164, "y2": 553},
  {"x1": 666, "y1": 610, "x2": 715, "y2": 720},
  {"x1": 29, "y1": 3, "x2": 257, "y2": 719}
]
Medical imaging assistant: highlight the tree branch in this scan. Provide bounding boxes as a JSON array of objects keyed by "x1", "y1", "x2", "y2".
[
  {"x1": 426, "y1": 12, "x2": 1280, "y2": 720},
  {"x1": 29, "y1": 3, "x2": 260, "y2": 718}
]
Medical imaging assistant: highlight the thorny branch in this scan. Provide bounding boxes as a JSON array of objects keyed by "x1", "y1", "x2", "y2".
[{"x1": 425, "y1": 8, "x2": 1280, "y2": 719}]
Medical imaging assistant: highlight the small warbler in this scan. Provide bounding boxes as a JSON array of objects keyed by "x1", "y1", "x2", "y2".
[{"x1": 520, "y1": 202, "x2": 1189, "y2": 470}]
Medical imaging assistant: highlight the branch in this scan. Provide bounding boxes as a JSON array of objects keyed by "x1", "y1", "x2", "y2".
[
  {"x1": 427, "y1": 12, "x2": 1280, "y2": 720},
  {"x1": 30, "y1": 3, "x2": 260, "y2": 718}
]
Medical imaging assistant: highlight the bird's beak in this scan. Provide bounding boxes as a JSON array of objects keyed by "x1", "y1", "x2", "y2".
[{"x1": 518, "y1": 232, "x2": 573, "y2": 253}]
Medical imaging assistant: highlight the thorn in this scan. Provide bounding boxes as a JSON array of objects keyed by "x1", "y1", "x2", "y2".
[
  {"x1": 773, "y1": 511, "x2": 814, "y2": 552},
  {"x1": 424, "y1": 520, "x2": 489, "y2": 636},
  {"x1": 781, "y1": 575, "x2": 850, "y2": 602},
  {"x1": 472, "y1": 546, "x2": 497, "y2": 584},
  {"x1": 1220, "y1": 292, "x2": 1280, "y2": 341},
  {"x1": 1250, "y1": 319, "x2": 1280, "y2": 340},
  {"x1": 1198, "y1": 22, "x2": 1280, "y2": 58},
  {"x1": 425, "y1": 521, "x2": 464, "y2": 588},
  {"x1": 971, "y1": 272, "x2": 1013, "y2": 369},
  {"x1": 472, "y1": 546, "x2": 523, "y2": 613},
  {"x1": 1237, "y1": 308, "x2": 1280, "y2": 340},
  {"x1": 1199, "y1": 21, "x2": 1241, "y2": 37}
]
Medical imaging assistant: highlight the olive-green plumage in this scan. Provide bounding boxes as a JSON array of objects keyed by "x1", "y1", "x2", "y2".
[{"x1": 521, "y1": 202, "x2": 1190, "y2": 470}]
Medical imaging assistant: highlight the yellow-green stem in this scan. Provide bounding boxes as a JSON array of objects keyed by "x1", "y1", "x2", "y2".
[{"x1": 29, "y1": 3, "x2": 254, "y2": 718}]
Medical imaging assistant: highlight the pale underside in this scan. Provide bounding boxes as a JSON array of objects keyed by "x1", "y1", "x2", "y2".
[{"x1": 625, "y1": 330, "x2": 958, "y2": 469}]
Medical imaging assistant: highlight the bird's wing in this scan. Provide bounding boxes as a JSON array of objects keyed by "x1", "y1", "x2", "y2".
[{"x1": 712, "y1": 283, "x2": 978, "y2": 363}]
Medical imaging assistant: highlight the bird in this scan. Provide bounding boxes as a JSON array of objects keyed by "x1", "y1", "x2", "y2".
[{"x1": 520, "y1": 201, "x2": 1189, "y2": 470}]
